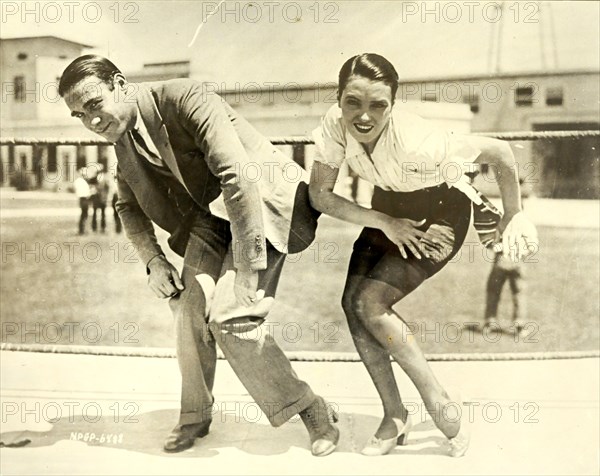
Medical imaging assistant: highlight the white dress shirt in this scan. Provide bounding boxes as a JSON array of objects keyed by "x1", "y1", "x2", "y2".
[
  {"x1": 74, "y1": 176, "x2": 90, "y2": 198},
  {"x1": 132, "y1": 107, "x2": 165, "y2": 167}
]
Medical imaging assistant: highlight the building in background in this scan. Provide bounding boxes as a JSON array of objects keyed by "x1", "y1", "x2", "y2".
[
  {"x1": 1, "y1": 35, "x2": 598, "y2": 199},
  {"x1": 126, "y1": 61, "x2": 191, "y2": 83},
  {"x1": 0, "y1": 36, "x2": 191, "y2": 190},
  {"x1": 0, "y1": 36, "x2": 113, "y2": 190},
  {"x1": 218, "y1": 84, "x2": 475, "y2": 201},
  {"x1": 398, "y1": 70, "x2": 600, "y2": 198},
  {"x1": 217, "y1": 69, "x2": 599, "y2": 199}
]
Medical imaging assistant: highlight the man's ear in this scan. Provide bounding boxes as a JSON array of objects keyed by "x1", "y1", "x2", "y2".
[{"x1": 113, "y1": 73, "x2": 127, "y2": 89}]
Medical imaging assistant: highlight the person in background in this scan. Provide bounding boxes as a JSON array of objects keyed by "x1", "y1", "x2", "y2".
[
  {"x1": 74, "y1": 167, "x2": 91, "y2": 235},
  {"x1": 484, "y1": 178, "x2": 529, "y2": 334},
  {"x1": 88, "y1": 164, "x2": 110, "y2": 233},
  {"x1": 107, "y1": 167, "x2": 122, "y2": 233}
]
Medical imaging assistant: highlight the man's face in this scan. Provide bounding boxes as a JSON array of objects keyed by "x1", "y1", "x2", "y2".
[{"x1": 64, "y1": 75, "x2": 137, "y2": 142}]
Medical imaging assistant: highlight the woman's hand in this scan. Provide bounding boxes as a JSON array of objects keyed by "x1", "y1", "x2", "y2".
[
  {"x1": 381, "y1": 217, "x2": 427, "y2": 259},
  {"x1": 497, "y1": 211, "x2": 539, "y2": 262}
]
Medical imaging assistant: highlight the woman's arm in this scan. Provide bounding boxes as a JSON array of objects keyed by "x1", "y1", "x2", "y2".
[
  {"x1": 463, "y1": 135, "x2": 537, "y2": 260},
  {"x1": 309, "y1": 161, "x2": 426, "y2": 259},
  {"x1": 464, "y1": 136, "x2": 522, "y2": 223}
]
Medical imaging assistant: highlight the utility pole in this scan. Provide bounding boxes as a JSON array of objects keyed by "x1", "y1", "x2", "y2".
[{"x1": 488, "y1": 2, "x2": 559, "y2": 73}]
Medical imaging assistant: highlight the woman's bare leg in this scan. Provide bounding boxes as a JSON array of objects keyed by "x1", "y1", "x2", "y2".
[{"x1": 351, "y1": 278, "x2": 461, "y2": 438}]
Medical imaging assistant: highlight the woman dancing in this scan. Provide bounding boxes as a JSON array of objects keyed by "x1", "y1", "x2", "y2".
[{"x1": 309, "y1": 53, "x2": 537, "y2": 457}]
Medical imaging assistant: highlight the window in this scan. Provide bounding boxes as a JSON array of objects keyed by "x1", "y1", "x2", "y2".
[
  {"x1": 98, "y1": 146, "x2": 109, "y2": 171},
  {"x1": 76, "y1": 146, "x2": 87, "y2": 169},
  {"x1": 546, "y1": 87, "x2": 563, "y2": 106},
  {"x1": 515, "y1": 86, "x2": 534, "y2": 107},
  {"x1": 14, "y1": 76, "x2": 25, "y2": 102},
  {"x1": 47, "y1": 146, "x2": 57, "y2": 173}
]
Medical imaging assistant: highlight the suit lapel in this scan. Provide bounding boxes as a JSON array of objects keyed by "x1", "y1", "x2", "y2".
[
  {"x1": 114, "y1": 135, "x2": 183, "y2": 232},
  {"x1": 136, "y1": 85, "x2": 191, "y2": 194},
  {"x1": 114, "y1": 138, "x2": 148, "y2": 188}
]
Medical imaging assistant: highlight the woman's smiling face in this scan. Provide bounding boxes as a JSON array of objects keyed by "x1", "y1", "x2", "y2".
[{"x1": 339, "y1": 75, "x2": 393, "y2": 149}]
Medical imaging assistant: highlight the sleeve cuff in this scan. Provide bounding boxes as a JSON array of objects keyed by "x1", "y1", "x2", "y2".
[
  {"x1": 145, "y1": 253, "x2": 166, "y2": 275},
  {"x1": 232, "y1": 235, "x2": 268, "y2": 271}
]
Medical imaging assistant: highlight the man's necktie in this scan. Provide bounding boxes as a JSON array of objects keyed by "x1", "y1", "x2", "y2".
[{"x1": 130, "y1": 128, "x2": 164, "y2": 167}]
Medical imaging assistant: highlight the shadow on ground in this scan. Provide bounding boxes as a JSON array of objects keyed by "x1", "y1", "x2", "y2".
[{"x1": 0, "y1": 409, "x2": 450, "y2": 457}]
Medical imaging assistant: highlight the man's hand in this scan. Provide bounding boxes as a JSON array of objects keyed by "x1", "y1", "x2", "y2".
[
  {"x1": 234, "y1": 268, "x2": 259, "y2": 306},
  {"x1": 147, "y1": 255, "x2": 184, "y2": 298}
]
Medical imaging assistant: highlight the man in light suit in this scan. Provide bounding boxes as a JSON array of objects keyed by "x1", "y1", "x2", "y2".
[{"x1": 59, "y1": 55, "x2": 339, "y2": 456}]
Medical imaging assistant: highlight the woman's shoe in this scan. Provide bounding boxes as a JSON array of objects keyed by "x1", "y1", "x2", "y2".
[
  {"x1": 446, "y1": 393, "x2": 470, "y2": 457},
  {"x1": 448, "y1": 420, "x2": 470, "y2": 457},
  {"x1": 361, "y1": 415, "x2": 413, "y2": 456}
]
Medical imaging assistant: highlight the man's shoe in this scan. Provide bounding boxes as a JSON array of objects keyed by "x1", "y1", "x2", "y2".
[
  {"x1": 163, "y1": 421, "x2": 211, "y2": 453},
  {"x1": 299, "y1": 396, "x2": 340, "y2": 457}
]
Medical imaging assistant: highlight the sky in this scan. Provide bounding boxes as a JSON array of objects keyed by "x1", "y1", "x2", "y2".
[{"x1": 2, "y1": 1, "x2": 599, "y2": 86}]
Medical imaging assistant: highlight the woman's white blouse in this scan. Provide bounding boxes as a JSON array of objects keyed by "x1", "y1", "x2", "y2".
[{"x1": 312, "y1": 104, "x2": 482, "y2": 192}]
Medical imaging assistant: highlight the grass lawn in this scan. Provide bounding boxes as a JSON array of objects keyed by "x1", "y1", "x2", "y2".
[{"x1": 1, "y1": 211, "x2": 599, "y2": 354}]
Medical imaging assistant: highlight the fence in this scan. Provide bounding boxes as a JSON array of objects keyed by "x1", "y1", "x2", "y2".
[{"x1": 1, "y1": 130, "x2": 599, "y2": 197}]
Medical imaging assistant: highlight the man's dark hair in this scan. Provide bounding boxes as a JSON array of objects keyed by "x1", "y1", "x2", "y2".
[{"x1": 59, "y1": 55, "x2": 122, "y2": 97}]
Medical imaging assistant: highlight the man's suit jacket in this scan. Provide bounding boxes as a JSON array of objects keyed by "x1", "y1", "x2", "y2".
[{"x1": 114, "y1": 79, "x2": 319, "y2": 271}]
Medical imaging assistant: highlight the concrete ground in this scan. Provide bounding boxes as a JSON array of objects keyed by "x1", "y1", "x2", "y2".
[
  {"x1": 1, "y1": 350, "x2": 598, "y2": 476},
  {"x1": 2, "y1": 192, "x2": 599, "y2": 475}
]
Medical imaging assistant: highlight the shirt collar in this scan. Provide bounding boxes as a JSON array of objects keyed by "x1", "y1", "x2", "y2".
[
  {"x1": 133, "y1": 107, "x2": 146, "y2": 133},
  {"x1": 345, "y1": 120, "x2": 390, "y2": 159}
]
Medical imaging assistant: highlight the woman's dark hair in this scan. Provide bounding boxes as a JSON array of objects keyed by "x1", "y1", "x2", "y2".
[
  {"x1": 59, "y1": 55, "x2": 122, "y2": 97},
  {"x1": 337, "y1": 53, "x2": 399, "y2": 102}
]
